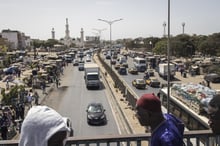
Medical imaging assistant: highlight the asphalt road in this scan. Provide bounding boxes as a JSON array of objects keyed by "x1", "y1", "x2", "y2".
[{"x1": 41, "y1": 61, "x2": 121, "y2": 137}]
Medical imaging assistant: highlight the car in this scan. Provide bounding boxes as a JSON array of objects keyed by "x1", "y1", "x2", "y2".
[
  {"x1": 132, "y1": 79, "x2": 146, "y2": 89},
  {"x1": 110, "y1": 59, "x2": 117, "y2": 65},
  {"x1": 73, "y1": 59, "x2": 79, "y2": 66},
  {"x1": 204, "y1": 73, "x2": 220, "y2": 83},
  {"x1": 78, "y1": 63, "x2": 84, "y2": 71},
  {"x1": 146, "y1": 77, "x2": 160, "y2": 87},
  {"x1": 121, "y1": 62, "x2": 128, "y2": 68},
  {"x1": 62, "y1": 117, "x2": 74, "y2": 136},
  {"x1": 128, "y1": 67, "x2": 138, "y2": 75},
  {"x1": 114, "y1": 64, "x2": 121, "y2": 70},
  {"x1": 86, "y1": 103, "x2": 107, "y2": 125},
  {"x1": 3, "y1": 66, "x2": 18, "y2": 75},
  {"x1": 86, "y1": 57, "x2": 92, "y2": 62},
  {"x1": 145, "y1": 69, "x2": 154, "y2": 76},
  {"x1": 118, "y1": 67, "x2": 127, "y2": 75}
]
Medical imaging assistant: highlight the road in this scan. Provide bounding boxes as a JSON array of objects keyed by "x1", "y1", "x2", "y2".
[{"x1": 41, "y1": 62, "x2": 120, "y2": 137}]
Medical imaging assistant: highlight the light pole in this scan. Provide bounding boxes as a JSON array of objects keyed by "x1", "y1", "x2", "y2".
[
  {"x1": 149, "y1": 41, "x2": 152, "y2": 51},
  {"x1": 98, "y1": 18, "x2": 123, "y2": 52},
  {"x1": 93, "y1": 28, "x2": 106, "y2": 49},
  {"x1": 163, "y1": 21, "x2": 166, "y2": 37},
  {"x1": 167, "y1": 0, "x2": 171, "y2": 113},
  {"x1": 98, "y1": 18, "x2": 123, "y2": 73},
  {"x1": 182, "y1": 22, "x2": 185, "y2": 34}
]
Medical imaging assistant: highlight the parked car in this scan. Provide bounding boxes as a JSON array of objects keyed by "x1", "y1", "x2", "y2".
[
  {"x1": 204, "y1": 73, "x2": 220, "y2": 83},
  {"x1": 128, "y1": 67, "x2": 138, "y2": 75},
  {"x1": 86, "y1": 103, "x2": 107, "y2": 125},
  {"x1": 146, "y1": 77, "x2": 160, "y2": 87},
  {"x1": 132, "y1": 79, "x2": 146, "y2": 89},
  {"x1": 3, "y1": 66, "x2": 18, "y2": 75},
  {"x1": 118, "y1": 67, "x2": 127, "y2": 75}
]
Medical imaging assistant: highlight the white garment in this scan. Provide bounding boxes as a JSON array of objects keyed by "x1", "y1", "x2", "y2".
[{"x1": 19, "y1": 106, "x2": 70, "y2": 146}]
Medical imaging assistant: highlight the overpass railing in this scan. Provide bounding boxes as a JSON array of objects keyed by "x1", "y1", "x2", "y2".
[{"x1": 0, "y1": 130, "x2": 219, "y2": 146}]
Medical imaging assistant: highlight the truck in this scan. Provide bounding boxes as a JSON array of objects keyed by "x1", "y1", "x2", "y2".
[
  {"x1": 84, "y1": 63, "x2": 101, "y2": 89},
  {"x1": 158, "y1": 63, "x2": 175, "y2": 79}
]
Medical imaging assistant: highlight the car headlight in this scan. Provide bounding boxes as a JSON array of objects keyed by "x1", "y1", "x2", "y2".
[
  {"x1": 100, "y1": 115, "x2": 105, "y2": 119},
  {"x1": 87, "y1": 115, "x2": 93, "y2": 119}
]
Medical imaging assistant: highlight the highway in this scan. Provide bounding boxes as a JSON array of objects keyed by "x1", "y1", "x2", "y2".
[{"x1": 41, "y1": 61, "x2": 120, "y2": 137}]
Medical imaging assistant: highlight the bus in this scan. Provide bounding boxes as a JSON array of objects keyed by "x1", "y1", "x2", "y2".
[{"x1": 133, "y1": 57, "x2": 147, "y2": 72}]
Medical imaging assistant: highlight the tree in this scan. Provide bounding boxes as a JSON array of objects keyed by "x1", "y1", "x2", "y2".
[{"x1": 153, "y1": 39, "x2": 167, "y2": 55}]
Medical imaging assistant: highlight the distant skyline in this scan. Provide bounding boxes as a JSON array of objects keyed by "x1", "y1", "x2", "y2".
[{"x1": 0, "y1": 0, "x2": 219, "y2": 40}]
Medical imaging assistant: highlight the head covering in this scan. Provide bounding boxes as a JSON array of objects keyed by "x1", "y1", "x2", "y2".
[
  {"x1": 19, "y1": 106, "x2": 70, "y2": 146},
  {"x1": 208, "y1": 94, "x2": 220, "y2": 113},
  {"x1": 209, "y1": 94, "x2": 220, "y2": 108},
  {"x1": 136, "y1": 93, "x2": 161, "y2": 112}
]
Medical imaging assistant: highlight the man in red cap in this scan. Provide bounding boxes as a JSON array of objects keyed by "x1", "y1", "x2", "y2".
[{"x1": 136, "y1": 93, "x2": 185, "y2": 146}]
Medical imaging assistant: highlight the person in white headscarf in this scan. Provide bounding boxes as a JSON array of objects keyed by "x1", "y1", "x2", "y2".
[{"x1": 19, "y1": 105, "x2": 71, "y2": 146}]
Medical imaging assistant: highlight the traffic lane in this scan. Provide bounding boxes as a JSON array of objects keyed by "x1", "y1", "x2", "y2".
[
  {"x1": 103, "y1": 55, "x2": 160, "y2": 98},
  {"x1": 53, "y1": 65, "x2": 120, "y2": 137}
]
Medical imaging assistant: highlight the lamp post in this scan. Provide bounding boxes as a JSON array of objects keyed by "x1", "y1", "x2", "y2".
[
  {"x1": 163, "y1": 21, "x2": 166, "y2": 37},
  {"x1": 182, "y1": 22, "x2": 185, "y2": 34},
  {"x1": 98, "y1": 18, "x2": 123, "y2": 72},
  {"x1": 98, "y1": 18, "x2": 123, "y2": 52},
  {"x1": 149, "y1": 41, "x2": 152, "y2": 51},
  {"x1": 93, "y1": 28, "x2": 106, "y2": 49},
  {"x1": 167, "y1": 0, "x2": 171, "y2": 113}
]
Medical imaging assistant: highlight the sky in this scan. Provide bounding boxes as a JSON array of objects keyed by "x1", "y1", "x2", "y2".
[{"x1": 0, "y1": 0, "x2": 219, "y2": 41}]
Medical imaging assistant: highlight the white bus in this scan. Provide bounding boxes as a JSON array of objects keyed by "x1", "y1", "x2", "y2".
[{"x1": 133, "y1": 57, "x2": 147, "y2": 72}]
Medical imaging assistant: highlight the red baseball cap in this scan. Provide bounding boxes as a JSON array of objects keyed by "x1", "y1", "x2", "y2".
[{"x1": 136, "y1": 93, "x2": 161, "y2": 112}]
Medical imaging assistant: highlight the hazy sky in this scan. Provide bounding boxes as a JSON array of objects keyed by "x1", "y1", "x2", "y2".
[{"x1": 0, "y1": 0, "x2": 219, "y2": 40}]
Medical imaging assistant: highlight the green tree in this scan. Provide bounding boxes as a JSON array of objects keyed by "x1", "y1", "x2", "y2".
[{"x1": 153, "y1": 39, "x2": 167, "y2": 55}]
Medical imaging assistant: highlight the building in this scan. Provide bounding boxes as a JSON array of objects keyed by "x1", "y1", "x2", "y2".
[{"x1": 1, "y1": 29, "x2": 31, "y2": 51}]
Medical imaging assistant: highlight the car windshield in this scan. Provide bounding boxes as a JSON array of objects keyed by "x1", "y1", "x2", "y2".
[
  {"x1": 88, "y1": 105, "x2": 102, "y2": 113},
  {"x1": 137, "y1": 80, "x2": 145, "y2": 84},
  {"x1": 87, "y1": 75, "x2": 99, "y2": 80}
]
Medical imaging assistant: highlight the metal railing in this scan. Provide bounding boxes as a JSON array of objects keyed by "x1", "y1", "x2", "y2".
[{"x1": 0, "y1": 130, "x2": 219, "y2": 146}]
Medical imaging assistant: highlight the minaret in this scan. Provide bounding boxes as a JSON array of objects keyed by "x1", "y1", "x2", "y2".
[
  {"x1": 80, "y1": 28, "x2": 84, "y2": 48},
  {"x1": 65, "y1": 18, "x2": 70, "y2": 39},
  {"x1": 51, "y1": 28, "x2": 55, "y2": 39}
]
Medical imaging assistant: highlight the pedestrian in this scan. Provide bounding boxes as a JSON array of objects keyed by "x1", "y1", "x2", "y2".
[
  {"x1": 55, "y1": 77, "x2": 60, "y2": 88},
  {"x1": 26, "y1": 91, "x2": 33, "y2": 109},
  {"x1": 0, "y1": 112, "x2": 10, "y2": 140},
  {"x1": 19, "y1": 105, "x2": 71, "y2": 146},
  {"x1": 135, "y1": 93, "x2": 185, "y2": 146},
  {"x1": 41, "y1": 80, "x2": 46, "y2": 94},
  {"x1": 208, "y1": 94, "x2": 220, "y2": 134},
  {"x1": 33, "y1": 91, "x2": 39, "y2": 105},
  {"x1": 6, "y1": 79, "x2": 9, "y2": 90}
]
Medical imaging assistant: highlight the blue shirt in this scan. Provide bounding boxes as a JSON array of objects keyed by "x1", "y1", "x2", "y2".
[{"x1": 150, "y1": 114, "x2": 185, "y2": 146}]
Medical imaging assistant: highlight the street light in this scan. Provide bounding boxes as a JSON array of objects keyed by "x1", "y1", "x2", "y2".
[
  {"x1": 167, "y1": 0, "x2": 171, "y2": 113},
  {"x1": 98, "y1": 18, "x2": 123, "y2": 72},
  {"x1": 182, "y1": 22, "x2": 185, "y2": 34},
  {"x1": 163, "y1": 21, "x2": 166, "y2": 37},
  {"x1": 92, "y1": 28, "x2": 107, "y2": 49},
  {"x1": 97, "y1": 18, "x2": 123, "y2": 52}
]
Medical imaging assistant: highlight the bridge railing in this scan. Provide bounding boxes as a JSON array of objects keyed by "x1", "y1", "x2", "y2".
[{"x1": 0, "y1": 130, "x2": 219, "y2": 146}]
